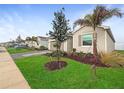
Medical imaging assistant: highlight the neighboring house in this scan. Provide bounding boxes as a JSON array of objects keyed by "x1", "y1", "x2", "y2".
[
  {"x1": 0, "y1": 42, "x2": 13, "y2": 47},
  {"x1": 48, "y1": 37, "x2": 73, "y2": 52},
  {"x1": 37, "y1": 36, "x2": 49, "y2": 48},
  {"x1": 0, "y1": 40, "x2": 26, "y2": 48},
  {"x1": 25, "y1": 40, "x2": 38, "y2": 48},
  {"x1": 25, "y1": 36, "x2": 49, "y2": 49},
  {"x1": 4, "y1": 35, "x2": 27, "y2": 48},
  {"x1": 48, "y1": 39, "x2": 56, "y2": 51},
  {"x1": 48, "y1": 25, "x2": 115, "y2": 53}
]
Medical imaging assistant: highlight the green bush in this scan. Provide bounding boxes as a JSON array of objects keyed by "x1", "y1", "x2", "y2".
[
  {"x1": 39, "y1": 46, "x2": 48, "y2": 50},
  {"x1": 72, "y1": 48, "x2": 76, "y2": 53},
  {"x1": 76, "y1": 51, "x2": 85, "y2": 56},
  {"x1": 86, "y1": 52, "x2": 93, "y2": 56},
  {"x1": 29, "y1": 46, "x2": 36, "y2": 50},
  {"x1": 45, "y1": 50, "x2": 67, "y2": 57}
]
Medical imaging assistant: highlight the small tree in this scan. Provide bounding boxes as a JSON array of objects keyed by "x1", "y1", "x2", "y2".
[{"x1": 49, "y1": 8, "x2": 71, "y2": 62}]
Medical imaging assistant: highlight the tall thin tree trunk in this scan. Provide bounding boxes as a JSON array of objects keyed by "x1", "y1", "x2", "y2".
[
  {"x1": 56, "y1": 41, "x2": 61, "y2": 69},
  {"x1": 56, "y1": 41, "x2": 61, "y2": 62},
  {"x1": 91, "y1": 28, "x2": 98, "y2": 78},
  {"x1": 93, "y1": 30, "x2": 98, "y2": 56},
  {"x1": 57, "y1": 46, "x2": 60, "y2": 62},
  {"x1": 57, "y1": 43, "x2": 59, "y2": 62}
]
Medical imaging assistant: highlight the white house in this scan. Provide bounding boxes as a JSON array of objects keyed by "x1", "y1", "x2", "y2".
[
  {"x1": 48, "y1": 25, "x2": 115, "y2": 53},
  {"x1": 73, "y1": 26, "x2": 115, "y2": 53},
  {"x1": 37, "y1": 36, "x2": 49, "y2": 48},
  {"x1": 25, "y1": 36, "x2": 49, "y2": 49},
  {"x1": 48, "y1": 37, "x2": 73, "y2": 52}
]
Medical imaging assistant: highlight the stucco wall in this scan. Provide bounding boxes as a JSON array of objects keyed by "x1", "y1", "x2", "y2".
[
  {"x1": 63, "y1": 40, "x2": 67, "y2": 51},
  {"x1": 37, "y1": 38, "x2": 48, "y2": 48},
  {"x1": 67, "y1": 37, "x2": 73, "y2": 52},
  {"x1": 106, "y1": 31, "x2": 115, "y2": 53},
  {"x1": 62, "y1": 37, "x2": 73, "y2": 52},
  {"x1": 48, "y1": 39, "x2": 56, "y2": 51},
  {"x1": 73, "y1": 26, "x2": 106, "y2": 53},
  {"x1": 25, "y1": 41, "x2": 39, "y2": 48},
  {"x1": 97, "y1": 27, "x2": 106, "y2": 53},
  {"x1": 48, "y1": 38, "x2": 73, "y2": 52}
]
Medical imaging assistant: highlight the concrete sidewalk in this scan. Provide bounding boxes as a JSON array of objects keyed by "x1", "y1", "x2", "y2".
[{"x1": 0, "y1": 47, "x2": 30, "y2": 89}]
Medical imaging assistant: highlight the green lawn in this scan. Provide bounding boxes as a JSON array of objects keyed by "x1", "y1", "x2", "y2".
[
  {"x1": 7, "y1": 47, "x2": 33, "y2": 54},
  {"x1": 15, "y1": 55, "x2": 124, "y2": 89},
  {"x1": 115, "y1": 50, "x2": 124, "y2": 55}
]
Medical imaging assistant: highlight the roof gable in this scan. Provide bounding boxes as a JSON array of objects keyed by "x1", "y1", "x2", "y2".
[{"x1": 73, "y1": 26, "x2": 115, "y2": 42}]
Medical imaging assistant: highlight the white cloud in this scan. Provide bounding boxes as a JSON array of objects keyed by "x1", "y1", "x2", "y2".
[{"x1": 0, "y1": 12, "x2": 24, "y2": 42}]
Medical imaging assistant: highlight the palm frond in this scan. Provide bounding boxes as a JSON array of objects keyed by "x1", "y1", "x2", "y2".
[
  {"x1": 73, "y1": 5, "x2": 123, "y2": 30},
  {"x1": 73, "y1": 18, "x2": 92, "y2": 29},
  {"x1": 109, "y1": 8, "x2": 123, "y2": 18}
]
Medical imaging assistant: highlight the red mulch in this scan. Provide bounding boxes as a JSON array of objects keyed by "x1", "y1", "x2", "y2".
[
  {"x1": 66, "y1": 53, "x2": 109, "y2": 67},
  {"x1": 45, "y1": 61, "x2": 67, "y2": 71}
]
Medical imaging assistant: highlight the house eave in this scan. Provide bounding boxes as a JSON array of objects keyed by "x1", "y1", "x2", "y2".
[{"x1": 73, "y1": 25, "x2": 115, "y2": 43}]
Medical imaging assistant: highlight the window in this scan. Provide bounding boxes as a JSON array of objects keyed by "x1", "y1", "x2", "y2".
[{"x1": 82, "y1": 34, "x2": 92, "y2": 46}]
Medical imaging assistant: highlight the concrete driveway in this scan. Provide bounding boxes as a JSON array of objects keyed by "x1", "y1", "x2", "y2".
[{"x1": 11, "y1": 50, "x2": 51, "y2": 59}]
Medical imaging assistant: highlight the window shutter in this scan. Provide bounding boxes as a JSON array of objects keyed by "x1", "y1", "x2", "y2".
[{"x1": 78, "y1": 35, "x2": 81, "y2": 46}]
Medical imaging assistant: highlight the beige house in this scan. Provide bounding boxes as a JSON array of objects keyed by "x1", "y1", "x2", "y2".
[
  {"x1": 25, "y1": 40, "x2": 38, "y2": 48},
  {"x1": 48, "y1": 39, "x2": 56, "y2": 51},
  {"x1": 48, "y1": 25, "x2": 115, "y2": 53},
  {"x1": 37, "y1": 36, "x2": 49, "y2": 48},
  {"x1": 73, "y1": 26, "x2": 115, "y2": 53},
  {"x1": 25, "y1": 36, "x2": 49, "y2": 49},
  {"x1": 48, "y1": 37, "x2": 73, "y2": 52}
]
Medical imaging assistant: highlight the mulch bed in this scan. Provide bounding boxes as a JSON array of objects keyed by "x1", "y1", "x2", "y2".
[
  {"x1": 66, "y1": 53, "x2": 109, "y2": 67},
  {"x1": 45, "y1": 61, "x2": 67, "y2": 71}
]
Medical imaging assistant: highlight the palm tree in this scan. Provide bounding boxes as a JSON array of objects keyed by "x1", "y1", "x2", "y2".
[
  {"x1": 26, "y1": 37, "x2": 32, "y2": 41},
  {"x1": 25, "y1": 36, "x2": 38, "y2": 48},
  {"x1": 73, "y1": 5, "x2": 123, "y2": 77},
  {"x1": 31, "y1": 36, "x2": 39, "y2": 46},
  {"x1": 74, "y1": 5, "x2": 123, "y2": 56},
  {"x1": 25, "y1": 37, "x2": 31, "y2": 47}
]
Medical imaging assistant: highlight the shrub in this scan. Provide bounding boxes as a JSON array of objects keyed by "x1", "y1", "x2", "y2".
[
  {"x1": 45, "y1": 53, "x2": 52, "y2": 56},
  {"x1": 29, "y1": 46, "x2": 36, "y2": 50},
  {"x1": 86, "y1": 52, "x2": 93, "y2": 57},
  {"x1": 76, "y1": 51, "x2": 84, "y2": 56},
  {"x1": 72, "y1": 48, "x2": 76, "y2": 53},
  {"x1": 66, "y1": 52, "x2": 107, "y2": 67},
  {"x1": 39, "y1": 46, "x2": 48, "y2": 50},
  {"x1": 45, "y1": 50, "x2": 67, "y2": 57},
  {"x1": 99, "y1": 52, "x2": 124, "y2": 68}
]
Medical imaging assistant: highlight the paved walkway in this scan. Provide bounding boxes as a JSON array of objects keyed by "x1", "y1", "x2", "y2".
[
  {"x1": 0, "y1": 47, "x2": 30, "y2": 89},
  {"x1": 11, "y1": 50, "x2": 51, "y2": 59}
]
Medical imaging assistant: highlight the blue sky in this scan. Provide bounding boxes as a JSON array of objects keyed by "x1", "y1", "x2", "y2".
[{"x1": 0, "y1": 4, "x2": 124, "y2": 49}]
